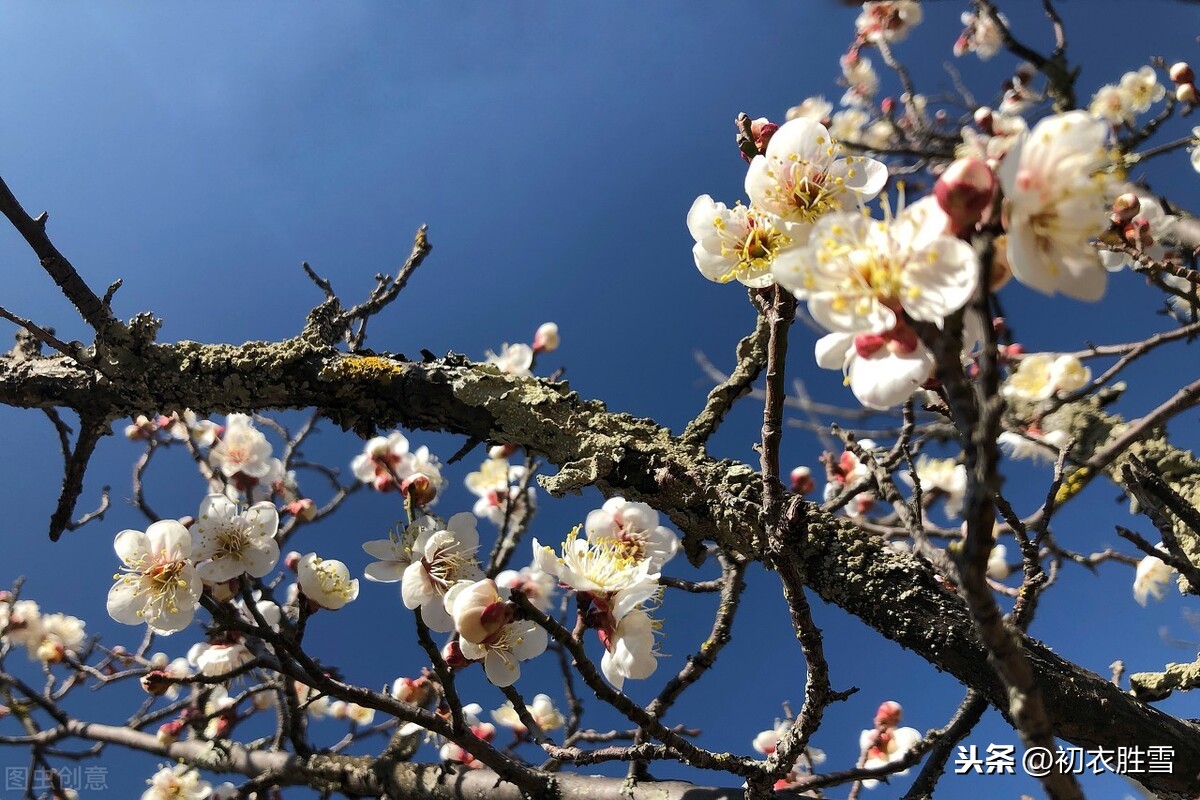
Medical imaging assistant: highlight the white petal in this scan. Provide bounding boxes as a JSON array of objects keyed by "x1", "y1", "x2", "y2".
[
  {"x1": 114, "y1": 530, "x2": 150, "y2": 567},
  {"x1": 815, "y1": 334, "x2": 854, "y2": 370},
  {"x1": 107, "y1": 579, "x2": 146, "y2": 625}
]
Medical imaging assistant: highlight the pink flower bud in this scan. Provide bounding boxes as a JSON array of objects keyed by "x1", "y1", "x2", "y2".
[
  {"x1": 156, "y1": 719, "x2": 185, "y2": 746},
  {"x1": 285, "y1": 551, "x2": 301, "y2": 572},
  {"x1": 533, "y1": 322, "x2": 560, "y2": 353},
  {"x1": 874, "y1": 700, "x2": 903, "y2": 728},
  {"x1": 1177, "y1": 83, "x2": 1198, "y2": 105},
  {"x1": 880, "y1": 97, "x2": 895, "y2": 115},
  {"x1": 448, "y1": 579, "x2": 511, "y2": 644},
  {"x1": 489, "y1": 443, "x2": 518, "y2": 460},
  {"x1": 855, "y1": 494, "x2": 876, "y2": 515},
  {"x1": 790, "y1": 466, "x2": 815, "y2": 495},
  {"x1": 442, "y1": 639, "x2": 470, "y2": 668},
  {"x1": 1171, "y1": 62, "x2": 1195, "y2": 85},
  {"x1": 935, "y1": 158, "x2": 996, "y2": 234},
  {"x1": 750, "y1": 117, "x2": 778, "y2": 153},
  {"x1": 973, "y1": 107, "x2": 994, "y2": 134},
  {"x1": 285, "y1": 497, "x2": 317, "y2": 521},
  {"x1": 401, "y1": 474, "x2": 437, "y2": 508},
  {"x1": 1111, "y1": 193, "x2": 1141, "y2": 227}
]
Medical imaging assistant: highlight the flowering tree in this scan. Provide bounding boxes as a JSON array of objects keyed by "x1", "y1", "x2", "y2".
[{"x1": 2, "y1": 2, "x2": 1200, "y2": 799}]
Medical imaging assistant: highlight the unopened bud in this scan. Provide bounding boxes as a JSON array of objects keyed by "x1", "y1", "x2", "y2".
[
  {"x1": 285, "y1": 551, "x2": 301, "y2": 572},
  {"x1": 533, "y1": 322, "x2": 560, "y2": 353},
  {"x1": 140, "y1": 670, "x2": 174, "y2": 697},
  {"x1": 855, "y1": 494, "x2": 876, "y2": 516},
  {"x1": 210, "y1": 577, "x2": 240, "y2": 603},
  {"x1": 749, "y1": 117, "x2": 778, "y2": 153},
  {"x1": 489, "y1": 443, "x2": 518, "y2": 460},
  {"x1": 1171, "y1": 62, "x2": 1195, "y2": 85},
  {"x1": 1176, "y1": 83, "x2": 1198, "y2": 105},
  {"x1": 973, "y1": 106, "x2": 994, "y2": 134},
  {"x1": 880, "y1": 96, "x2": 895, "y2": 115},
  {"x1": 874, "y1": 700, "x2": 903, "y2": 728},
  {"x1": 1000, "y1": 343, "x2": 1025, "y2": 361},
  {"x1": 934, "y1": 158, "x2": 996, "y2": 234},
  {"x1": 401, "y1": 474, "x2": 437, "y2": 508},
  {"x1": 149, "y1": 652, "x2": 169, "y2": 670},
  {"x1": 442, "y1": 639, "x2": 470, "y2": 669},
  {"x1": 285, "y1": 498, "x2": 317, "y2": 521},
  {"x1": 157, "y1": 719, "x2": 185, "y2": 746},
  {"x1": 790, "y1": 466, "x2": 816, "y2": 495},
  {"x1": 1111, "y1": 193, "x2": 1141, "y2": 227}
]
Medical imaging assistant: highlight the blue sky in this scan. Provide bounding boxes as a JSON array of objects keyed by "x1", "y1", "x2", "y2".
[{"x1": 0, "y1": 2, "x2": 1199, "y2": 797}]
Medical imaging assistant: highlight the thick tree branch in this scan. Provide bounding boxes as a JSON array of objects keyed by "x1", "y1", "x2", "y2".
[{"x1": 2, "y1": 342, "x2": 1200, "y2": 796}]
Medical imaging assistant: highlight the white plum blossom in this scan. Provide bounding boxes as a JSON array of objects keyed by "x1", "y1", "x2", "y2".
[
  {"x1": 1089, "y1": 84, "x2": 1130, "y2": 124},
  {"x1": 998, "y1": 427, "x2": 1072, "y2": 463},
  {"x1": 901, "y1": 456, "x2": 967, "y2": 517},
  {"x1": 859, "y1": 724, "x2": 922, "y2": 788},
  {"x1": 786, "y1": 96, "x2": 832, "y2": 123},
  {"x1": 533, "y1": 321, "x2": 560, "y2": 352},
  {"x1": 351, "y1": 431, "x2": 445, "y2": 498},
  {"x1": 486, "y1": 343, "x2": 534, "y2": 377},
  {"x1": 1001, "y1": 353, "x2": 1090, "y2": 401},
  {"x1": 775, "y1": 197, "x2": 978, "y2": 335},
  {"x1": 496, "y1": 564, "x2": 557, "y2": 611},
  {"x1": 585, "y1": 497, "x2": 680, "y2": 570},
  {"x1": 492, "y1": 693, "x2": 565, "y2": 734},
  {"x1": 600, "y1": 608, "x2": 659, "y2": 690},
  {"x1": 167, "y1": 410, "x2": 220, "y2": 447},
  {"x1": 687, "y1": 196, "x2": 796, "y2": 287},
  {"x1": 0, "y1": 599, "x2": 44, "y2": 649},
  {"x1": 296, "y1": 553, "x2": 359, "y2": 610},
  {"x1": 840, "y1": 54, "x2": 879, "y2": 108},
  {"x1": 533, "y1": 532, "x2": 660, "y2": 621},
  {"x1": 954, "y1": 10, "x2": 1006, "y2": 60},
  {"x1": 108, "y1": 520, "x2": 203, "y2": 635},
  {"x1": 192, "y1": 495, "x2": 280, "y2": 584},
  {"x1": 141, "y1": 764, "x2": 212, "y2": 800},
  {"x1": 987, "y1": 544, "x2": 1011, "y2": 581},
  {"x1": 855, "y1": 1, "x2": 923, "y2": 43},
  {"x1": 1120, "y1": 66, "x2": 1165, "y2": 114},
  {"x1": 328, "y1": 700, "x2": 376, "y2": 726},
  {"x1": 445, "y1": 579, "x2": 510, "y2": 644},
  {"x1": 33, "y1": 613, "x2": 86, "y2": 664},
  {"x1": 1134, "y1": 548, "x2": 1175, "y2": 606},
  {"x1": 829, "y1": 108, "x2": 869, "y2": 143},
  {"x1": 814, "y1": 328, "x2": 935, "y2": 410},
  {"x1": 465, "y1": 455, "x2": 535, "y2": 526},
  {"x1": 998, "y1": 111, "x2": 1113, "y2": 300},
  {"x1": 400, "y1": 513, "x2": 483, "y2": 631},
  {"x1": 454, "y1": 608, "x2": 548, "y2": 688},
  {"x1": 209, "y1": 413, "x2": 275, "y2": 483},
  {"x1": 745, "y1": 118, "x2": 888, "y2": 242},
  {"x1": 188, "y1": 639, "x2": 254, "y2": 677}
]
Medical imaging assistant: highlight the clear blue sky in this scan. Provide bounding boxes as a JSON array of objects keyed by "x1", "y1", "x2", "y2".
[{"x1": 0, "y1": 3, "x2": 1198, "y2": 797}]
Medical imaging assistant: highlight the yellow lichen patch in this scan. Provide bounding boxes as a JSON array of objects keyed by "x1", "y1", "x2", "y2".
[{"x1": 325, "y1": 355, "x2": 404, "y2": 383}]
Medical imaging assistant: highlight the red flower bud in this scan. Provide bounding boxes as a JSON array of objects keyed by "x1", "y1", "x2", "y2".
[
  {"x1": 1171, "y1": 62, "x2": 1195, "y2": 85},
  {"x1": 874, "y1": 700, "x2": 903, "y2": 728},
  {"x1": 935, "y1": 158, "x2": 996, "y2": 235},
  {"x1": 790, "y1": 466, "x2": 815, "y2": 495}
]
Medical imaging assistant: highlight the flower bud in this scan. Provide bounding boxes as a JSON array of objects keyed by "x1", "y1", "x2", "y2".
[
  {"x1": 934, "y1": 158, "x2": 996, "y2": 234},
  {"x1": 285, "y1": 551, "x2": 301, "y2": 572},
  {"x1": 749, "y1": 117, "x2": 778, "y2": 153},
  {"x1": 874, "y1": 700, "x2": 903, "y2": 728},
  {"x1": 1177, "y1": 83, "x2": 1198, "y2": 105},
  {"x1": 880, "y1": 97, "x2": 895, "y2": 115},
  {"x1": 401, "y1": 474, "x2": 438, "y2": 508},
  {"x1": 973, "y1": 106, "x2": 994, "y2": 134},
  {"x1": 447, "y1": 579, "x2": 511, "y2": 644},
  {"x1": 1111, "y1": 193, "x2": 1141, "y2": 227},
  {"x1": 442, "y1": 639, "x2": 470, "y2": 668},
  {"x1": 285, "y1": 498, "x2": 317, "y2": 521},
  {"x1": 140, "y1": 670, "x2": 174, "y2": 697},
  {"x1": 790, "y1": 466, "x2": 815, "y2": 495},
  {"x1": 1171, "y1": 62, "x2": 1195, "y2": 85},
  {"x1": 156, "y1": 719, "x2": 185, "y2": 746},
  {"x1": 489, "y1": 443, "x2": 518, "y2": 460},
  {"x1": 533, "y1": 322, "x2": 560, "y2": 353},
  {"x1": 149, "y1": 652, "x2": 170, "y2": 670}
]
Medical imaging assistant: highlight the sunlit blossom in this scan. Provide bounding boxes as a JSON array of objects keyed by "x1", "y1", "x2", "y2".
[{"x1": 108, "y1": 521, "x2": 203, "y2": 635}]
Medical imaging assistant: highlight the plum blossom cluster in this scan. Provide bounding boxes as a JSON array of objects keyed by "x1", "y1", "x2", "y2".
[
  {"x1": 351, "y1": 430, "x2": 445, "y2": 503},
  {"x1": 752, "y1": 716, "x2": 826, "y2": 791},
  {"x1": 533, "y1": 498, "x2": 681, "y2": 689},
  {"x1": 465, "y1": 449, "x2": 536, "y2": 528},
  {"x1": 484, "y1": 321, "x2": 561, "y2": 378},
  {"x1": 859, "y1": 701, "x2": 922, "y2": 789},
  {"x1": 0, "y1": 596, "x2": 86, "y2": 665},
  {"x1": 107, "y1": 496, "x2": 281, "y2": 634}
]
